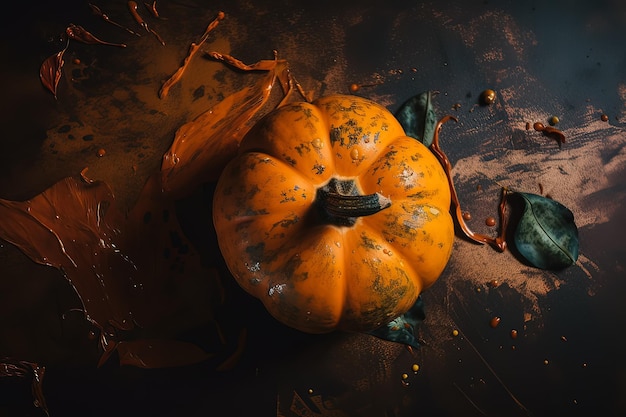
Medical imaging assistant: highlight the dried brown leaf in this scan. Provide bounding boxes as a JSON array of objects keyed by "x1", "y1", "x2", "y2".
[{"x1": 39, "y1": 46, "x2": 67, "y2": 99}]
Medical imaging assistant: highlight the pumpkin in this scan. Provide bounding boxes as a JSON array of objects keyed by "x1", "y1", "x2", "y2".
[{"x1": 212, "y1": 94, "x2": 454, "y2": 333}]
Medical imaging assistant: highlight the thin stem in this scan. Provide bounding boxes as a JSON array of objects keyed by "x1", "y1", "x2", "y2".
[{"x1": 429, "y1": 116, "x2": 508, "y2": 252}]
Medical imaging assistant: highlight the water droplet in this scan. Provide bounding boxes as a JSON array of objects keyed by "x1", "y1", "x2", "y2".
[{"x1": 350, "y1": 147, "x2": 360, "y2": 160}]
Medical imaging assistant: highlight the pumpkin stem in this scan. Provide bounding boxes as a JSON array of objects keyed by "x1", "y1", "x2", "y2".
[{"x1": 315, "y1": 178, "x2": 391, "y2": 227}]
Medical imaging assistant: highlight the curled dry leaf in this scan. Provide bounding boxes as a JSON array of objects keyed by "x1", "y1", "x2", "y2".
[{"x1": 39, "y1": 43, "x2": 68, "y2": 99}]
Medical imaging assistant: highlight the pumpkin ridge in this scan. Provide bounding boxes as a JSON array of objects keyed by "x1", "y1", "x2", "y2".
[
  {"x1": 264, "y1": 225, "x2": 348, "y2": 332},
  {"x1": 239, "y1": 101, "x2": 337, "y2": 185},
  {"x1": 340, "y1": 223, "x2": 419, "y2": 330},
  {"x1": 312, "y1": 95, "x2": 408, "y2": 178}
]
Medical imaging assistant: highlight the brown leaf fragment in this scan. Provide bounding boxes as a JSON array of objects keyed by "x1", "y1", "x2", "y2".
[
  {"x1": 158, "y1": 11, "x2": 224, "y2": 98},
  {"x1": 39, "y1": 45, "x2": 67, "y2": 99},
  {"x1": 160, "y1": 70, "x2": 278, "y2": 196},
  {"x1": 160, "y1": 51, "x2": 309, "y2": 197},
  {"x1": 542, "y1": 125, "x2": 566, "y2": 145},
  {"x1": 65, "y1": 23, "x2": 127, "y2": 47},
  {"x1": 89, "y1": 3, "x2": 141, "y2": 37},
  {"x1": 159, "y1": 42, "x2": 201, "y2": 98},
  {"x1": 144, "y1": 1, "x2": 165, "y2": 19},
  {"x1": 0, "y1": 358, "x2": 49, "y2": 416},
  {"x1": 206, "y1": 51, "x2": 279, "y2": 71}
]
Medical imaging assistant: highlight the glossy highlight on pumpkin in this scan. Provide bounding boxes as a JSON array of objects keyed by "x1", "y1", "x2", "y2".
[{"x1": 212, "y1": 95, "x2": 454, "y2": 333}]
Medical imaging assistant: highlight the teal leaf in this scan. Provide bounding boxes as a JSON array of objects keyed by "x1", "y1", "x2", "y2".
[
  {"x1": 367, "y1": 296, "x2": 425, "y2": 348},
  {"x1": 513, "y1": 192, "x2": 579, "y2": 270},
  {"x1": 395, "y1": 91, "x2": 438, "y2": 147}
]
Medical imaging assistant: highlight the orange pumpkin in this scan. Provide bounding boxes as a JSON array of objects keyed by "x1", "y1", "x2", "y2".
[{"x1": 212, "y1": 94, "x2": 454, "y2": 333}]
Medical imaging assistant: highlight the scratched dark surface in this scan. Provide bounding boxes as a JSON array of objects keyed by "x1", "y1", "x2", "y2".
[{"x1": 1, "y1": 0, "x2": 626, "y2": 416}]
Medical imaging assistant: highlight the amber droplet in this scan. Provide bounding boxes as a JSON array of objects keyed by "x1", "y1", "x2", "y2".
[
  {"x1": 489, "y1": 316, "x2": 501, "y2": 328},
  {"x1": 308, "y1": 388, "x2": 314, "y2": 395},
  {"x1": 510, "y1": 329, "x2": 518, "y2": 339},
  {"x1": 480, "y1": 89, "x2": 496, "y2": 105},
  {"x1": 601, "y1": 114, "x2": 609, "y2": 122},
  {"x1": 488, "y1": 279, "x2": 500, "y2": 288},
  {"x1": 97, "y1": 148, "x2": 106, "y2": 157},
  {"x1": 349, "y1": 83, "x2": 360, "y2": 93},
  {"x1": 462, "y1": 211, "x2": 472, "y2": 221},
  {"x1": 73, "y1": 58, "x2": 81, "y2": 65},
  {"x1": 533, "y1": 122, "x2": 545, "y2": 131},
  {"x1": 485, "y1": 216, "x2": 496, "y2": 227},
  {"x1": 452, "y1": 329, "x2": 459, "y2": 337},
  {"x1": 548, "y1": 116, "x2": 559, "y2": 126},
  {"x1": 412, "y1": 364, "x2": 420, "y2": 373}
]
